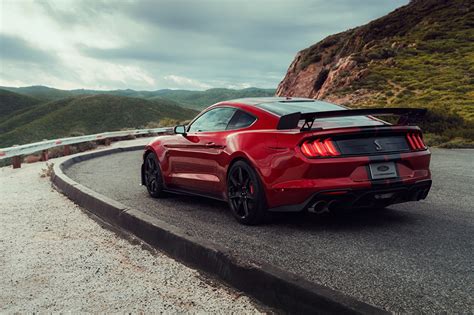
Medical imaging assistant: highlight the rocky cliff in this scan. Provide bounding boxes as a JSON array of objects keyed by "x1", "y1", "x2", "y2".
[{"x1": 276, "y1": 0, "x2": 473, "y2": 126}]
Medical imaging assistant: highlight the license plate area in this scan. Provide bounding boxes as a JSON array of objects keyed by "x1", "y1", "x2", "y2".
[{"x1": 369, "y1": 162, "x2": 398, "y2": 180}]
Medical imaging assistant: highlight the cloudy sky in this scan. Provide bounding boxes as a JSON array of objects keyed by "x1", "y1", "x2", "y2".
[{"x1": 0, "y1": 0, "x2": 408, "y2": 91}]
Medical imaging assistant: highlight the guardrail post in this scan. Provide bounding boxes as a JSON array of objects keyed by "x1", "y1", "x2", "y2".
[
  {"x1": 104, "y1": 138, "x2": 111, "y2": 146},
  {"x1": 12, "y1": 155, "x2": 21, "y2": 169},
  {"x1": 40, "y1": 149, "x2": 48, "y2": 161},
  {"x1": 40, "y1": 139, "x2": 49, "y2": 161},
  {"x1": 63, "y1": 145, "x2": 71, "y2": 156}
]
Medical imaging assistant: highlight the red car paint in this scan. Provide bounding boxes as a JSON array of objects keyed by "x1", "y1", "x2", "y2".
[{"x1": 142, "y1": 97, "x2": 431, "y2": 212}]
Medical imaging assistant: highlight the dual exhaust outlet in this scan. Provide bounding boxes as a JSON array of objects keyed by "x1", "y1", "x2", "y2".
[
  {"x1": 308, "y1": 200, "x2": 340, "y2": 215},
  {"x1": 307, "y1": 186, "x2": 430, "y2": 214}
]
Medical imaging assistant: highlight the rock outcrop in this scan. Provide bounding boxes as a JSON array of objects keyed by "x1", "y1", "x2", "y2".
[{"x1": 276, "y1": 0, "x2": 472, "y2": 109}]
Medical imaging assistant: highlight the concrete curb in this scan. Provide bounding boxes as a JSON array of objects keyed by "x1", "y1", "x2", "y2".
[{"x1": 52, "y1": 146, "x2": 387, "y2": 314}]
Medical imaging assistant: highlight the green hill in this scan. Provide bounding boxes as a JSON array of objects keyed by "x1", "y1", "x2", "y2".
[
  {"x1": 150, "y1": 87, "x2": 276, "y2": 110},
  {"x1": 69, "y1": 88, "x2": 159, "y2": 99},
  {"x1": 0, "y1": 94, "x2": 197, "y2": 147},
  {"x1": 277, "y1": 0, "x2": 473, "y2": 147},
  {"x1": 0, "y1": 89, "x2": 42, "y2": 120},
  {"x1": 0, "y1": 85, "x2": 275, "y2": 148},
  {"x1": 1, "y1": 85, "x2": 75, "y2": 101},
  {"x1": 1, "y1": 85, "x2": 276, "y2": 110}
]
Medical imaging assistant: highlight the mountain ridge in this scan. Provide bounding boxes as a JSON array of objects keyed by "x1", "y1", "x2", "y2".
[{"x1": 1, "y1": 85, "x2": 275, "y2": 110}]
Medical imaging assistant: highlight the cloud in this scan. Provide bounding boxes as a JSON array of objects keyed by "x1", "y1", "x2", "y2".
[
  {"x1": 0, "y1": 34, "x2": 56, "y2": 63},
  {"x1": 0, "y1": 0, "x2": 409, "y2": 90},
  {"x1": 164, "y1": 75, "x2": 211, "y2": 89}
]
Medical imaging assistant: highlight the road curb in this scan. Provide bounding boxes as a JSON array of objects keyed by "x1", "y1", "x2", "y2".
[{"x1": 52, "y1": 145, "x2": 387, "y2": 314}]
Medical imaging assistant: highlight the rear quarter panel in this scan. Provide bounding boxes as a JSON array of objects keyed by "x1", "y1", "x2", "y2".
[{"x1": 214, "y1": 130, "x2": 278, "y2": 198}]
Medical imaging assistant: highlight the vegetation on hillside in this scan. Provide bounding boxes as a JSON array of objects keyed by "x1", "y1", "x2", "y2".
[
  {"x1": 278, "y1": 0, "x2": 473, "y2": 147},
  {"x1": 0, "y1": 89, "x2": 41, "y2": 120},
  {"x1": 0, "y1": 94, "x2": 197, "y2": 147},
  {"x1": 348, "y1": 0, "x2": 474, "y2": 146},
  {"x1": 0, "y1": 85, "x2": 276, "y2": 110},
  {"x1": 1, "y1": 85, "x2": 75, "y2": 101},
  {"x1": 0, "y1": 85, "x2": 274, "y2": 148}
]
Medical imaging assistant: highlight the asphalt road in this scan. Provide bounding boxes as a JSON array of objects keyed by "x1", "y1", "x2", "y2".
[{"x1": 65, "y1": 148, "x2": 474, "y2": 313}]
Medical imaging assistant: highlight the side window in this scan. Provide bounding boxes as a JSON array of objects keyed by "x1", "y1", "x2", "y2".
[
  {"x1": 188, "y1": 107, "x2": 237, "y2": 132},
  {"x1": 227, "y1": 110, "x2": 256, "y2": 130}
]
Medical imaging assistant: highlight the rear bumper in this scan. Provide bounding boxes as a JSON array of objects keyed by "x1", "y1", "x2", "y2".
[
  {"x1": 263, "y1": 148, "x2": 431, "y2": 210},
  {"x1": 268, "y1": 179, "x2": 432, "y2": 212}
]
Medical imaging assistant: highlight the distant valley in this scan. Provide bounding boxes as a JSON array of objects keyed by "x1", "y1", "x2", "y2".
[
  {"x1": 1, "y1": 85, "x2": 275, "y2": 110},
  {"x1": 0, "y1": 86, "x2": 275, "y2": 147}
]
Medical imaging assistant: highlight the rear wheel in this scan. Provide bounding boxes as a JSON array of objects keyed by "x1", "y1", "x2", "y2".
[
  {"x1": 144, "y1": 153, "x2": 165, "y2": 198},
  {"x1": 227, "y1": 161, "x2": 266, "y2": 225}
]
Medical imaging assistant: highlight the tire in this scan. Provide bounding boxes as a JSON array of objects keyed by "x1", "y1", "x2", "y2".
[
  {"x1": 227, "y1": 161, "x2": 267, "y2": 225},
  {"x1": 144, "y1": 153, "x2": 165, "y2": 198}
]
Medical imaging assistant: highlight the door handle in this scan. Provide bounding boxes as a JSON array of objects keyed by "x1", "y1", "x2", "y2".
[{"x1": 205, "y1": 142, "x2": 225, "y2": 149}]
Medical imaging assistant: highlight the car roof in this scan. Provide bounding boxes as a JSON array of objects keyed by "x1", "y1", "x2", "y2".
[
  {"x1": 206, "y1": 97, "x2": 386, "y2": 129},
  {"x1": 218, "y1": 97, "x2": 347, "y2": 117},
  {"x1": 222, "y1": 97, "x2": 316, "y2": 106}
]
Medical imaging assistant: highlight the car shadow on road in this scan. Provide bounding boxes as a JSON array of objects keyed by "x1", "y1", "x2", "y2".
[
  {"x1": 156, "y1": 192, "x2": 420, "y2": 232},
  {"x1": 265, "y1": 207, "x2": 419, "y2": 232}
]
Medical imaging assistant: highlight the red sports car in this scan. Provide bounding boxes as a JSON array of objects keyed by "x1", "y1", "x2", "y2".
[{"x1": 141, "y1": 97, "x2": 431, "y2": 225}]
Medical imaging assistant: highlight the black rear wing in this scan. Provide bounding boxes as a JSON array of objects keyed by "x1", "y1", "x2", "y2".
[{"x1": 276, "y1": 107, "x2": 427, "y2": 130}]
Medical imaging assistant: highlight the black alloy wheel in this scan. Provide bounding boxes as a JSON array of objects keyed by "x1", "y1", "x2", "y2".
[
  {"x1": 227, "y1": 161, "x2": 266, "y2": 225},
  {"x1": 144, "y1": 153, "x2": 165, "y2": 198}
]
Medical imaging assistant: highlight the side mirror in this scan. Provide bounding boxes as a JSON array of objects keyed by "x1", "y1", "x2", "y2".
[{"x1": 174, "y1": 125, "x2": 187, "y2": 136}]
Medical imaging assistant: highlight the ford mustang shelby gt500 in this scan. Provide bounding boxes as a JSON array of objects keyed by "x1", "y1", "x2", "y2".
[{"x1": 141, "y1": 97, "x2": 431, "y2": 225}]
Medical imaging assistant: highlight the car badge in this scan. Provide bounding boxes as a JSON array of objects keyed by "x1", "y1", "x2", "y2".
[{"x1": 374, "y1": 139, "x2": 383, "y2": 151}]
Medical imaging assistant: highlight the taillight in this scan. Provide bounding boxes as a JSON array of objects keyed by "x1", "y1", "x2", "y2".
[
  {"x1": 301, "y1": 138, "x2": 341, "y2": 158},
  {"x1": 406, "y1": 133, "x2": 426, "y2": 151}
]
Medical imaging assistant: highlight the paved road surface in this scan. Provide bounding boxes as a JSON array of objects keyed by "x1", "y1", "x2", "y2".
[{"x1": 66, "y1": 148, "x2": 474, "y2": 313}]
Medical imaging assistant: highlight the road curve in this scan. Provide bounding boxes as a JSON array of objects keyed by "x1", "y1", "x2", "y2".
[{"x1": 65, "y1": 148, "x2": 474, "y2": 313}]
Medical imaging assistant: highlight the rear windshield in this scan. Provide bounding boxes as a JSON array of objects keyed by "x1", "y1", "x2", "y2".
[
  {"x1": 256, "y1": 100, "x2": 343, "y2": 115},
  {"x1": 256, "y1": 101, "x2": 385, "y2": 128}
]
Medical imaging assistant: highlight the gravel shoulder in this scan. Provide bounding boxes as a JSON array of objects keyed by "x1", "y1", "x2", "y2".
[{"x1": 0, "y1": 139, "x2": 261, "y2": 313}]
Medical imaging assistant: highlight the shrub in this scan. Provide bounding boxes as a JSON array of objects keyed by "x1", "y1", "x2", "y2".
[
  {"x1": 320, "y1": 37, "x2": 339, "y2": 49},
  {"x1": 422, "y1": 30, "x2": 445, "y2": 41},
  {"x1": 367, "y1": 48, "x2": 396, "y2": 60}
]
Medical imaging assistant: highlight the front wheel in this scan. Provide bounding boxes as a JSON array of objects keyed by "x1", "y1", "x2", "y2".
[
  {"x1": 144, "y1": 153, "x2": 165, "y2": 198},
  {"x1": 227, "y1": 161, "x2": 267, "y2": 225}
]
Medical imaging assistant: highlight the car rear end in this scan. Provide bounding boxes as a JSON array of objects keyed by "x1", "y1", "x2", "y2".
[{"x1": 256, "y1": 102, "x2": 432, "y2": 213}]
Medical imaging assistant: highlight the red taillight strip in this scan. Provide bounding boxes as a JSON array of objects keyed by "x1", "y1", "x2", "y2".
[
  {"x1": 301, "y1": 142, "x2": 313, "y2": 156},
  {"x1": 301, "y1": 138, "x2": 340, "y2": 158},
  {"x1": 323, "y1": 138, "x2": 340, "y2": 156},
  {"x1": 407, "y1": 133, "x2": 426, "y2": 151},
  {"x1": 406, "y1": 133, "x2": 416, "y2": 150},
  {"x1": 313, "y1": 140, "x2": 327, "y2": 156},
  {"x1": 415, "y1": 133, "x2": 426, "y2": 149},
  {"x1": 411, "y1": 134, "x2": 423, "y2": 150}
]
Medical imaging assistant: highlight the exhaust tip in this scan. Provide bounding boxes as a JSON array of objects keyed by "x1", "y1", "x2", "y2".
[
  {"x1": 411, "y1": 190, "x2": 425, "y2": 201},
  {"x1": 308, "y1": 200, "x2": 328, "y2": 214},
  {"x1": 327, "y1": 200, "x2": 341, "y2": 212}
]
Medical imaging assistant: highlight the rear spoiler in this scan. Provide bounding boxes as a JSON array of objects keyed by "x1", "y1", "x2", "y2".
[{"x1": 276, "y1": 108, "x2": 427, "y2": 130}]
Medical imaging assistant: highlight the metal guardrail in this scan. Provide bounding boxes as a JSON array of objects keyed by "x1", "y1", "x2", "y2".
[{"x1": 0, "y1": 127, "x2": 172, "y2": 167}]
